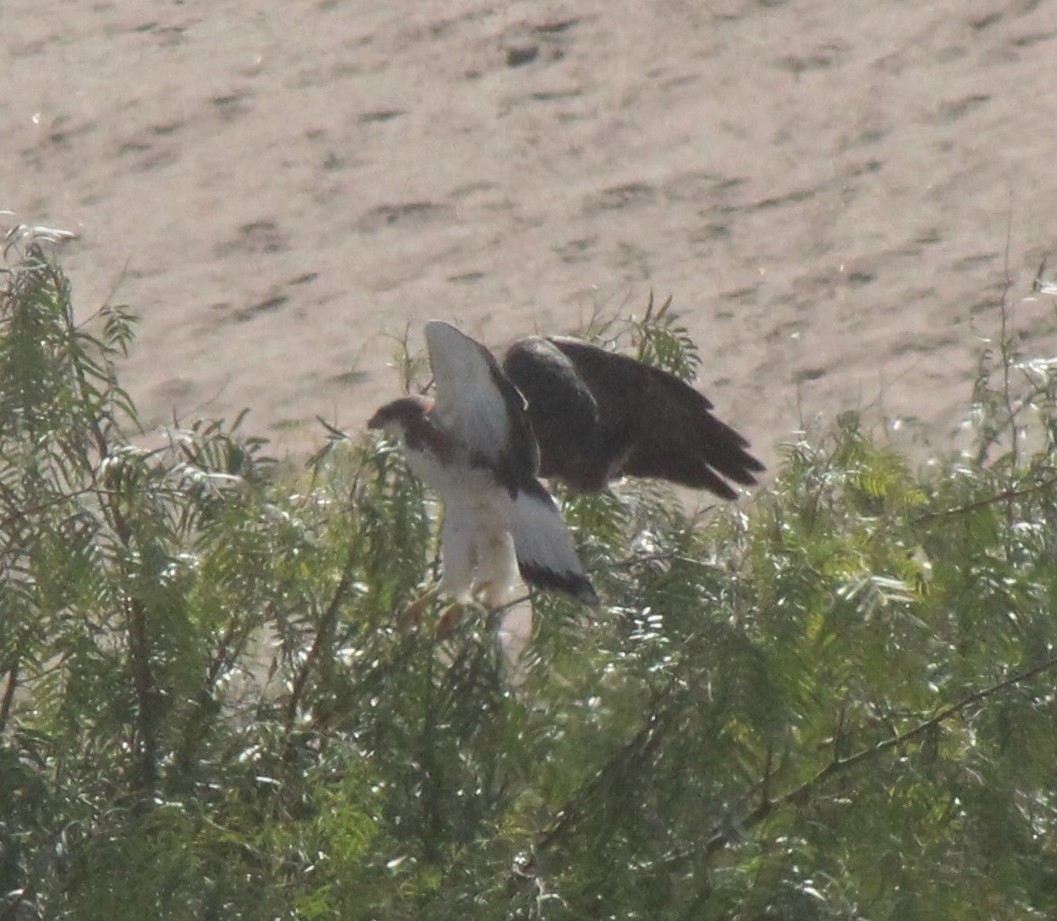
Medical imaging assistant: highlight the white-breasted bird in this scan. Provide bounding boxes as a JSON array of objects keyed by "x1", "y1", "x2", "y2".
[{"x1": 368, "y1": 320, "x2": 597, "y2": 608}]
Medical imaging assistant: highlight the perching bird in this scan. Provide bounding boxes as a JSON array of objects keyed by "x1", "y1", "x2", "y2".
[
  {"x1": 502, "y1": 336, "x2": 764, "y2": 499},
  {"x1": 368, "y1": 321, "x2": 598, "y2": 608}
]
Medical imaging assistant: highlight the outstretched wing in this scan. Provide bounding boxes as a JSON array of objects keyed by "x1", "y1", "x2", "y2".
[
  {"x1": 502, "y1": 337, "x2": 602, "y2": 490},
  {"x1": 504, "y1": 336, "x2": 764, "y2": 499},
  {"x1": 511, "y1": 480, "x2": 598, "y2": 606},
  {"x1": 424, "y1": 320, "x2": 539, "y2": 493},
  {"x1": 423, "y1": 322, "x2": 596, "y2": 605}
]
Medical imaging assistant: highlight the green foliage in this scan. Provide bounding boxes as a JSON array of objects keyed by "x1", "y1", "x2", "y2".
[
  {"x1": 3, "y1": 248, "x2": 1057, "y2": 921},
  {"x1": 582, "y1": 290, "x2": 702, "y2": 383}
]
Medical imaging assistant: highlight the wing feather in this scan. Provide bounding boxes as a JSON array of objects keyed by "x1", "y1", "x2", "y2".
[
  {"x1": 506, "y1": 336, "x2": 763, "y2": 498},
  {"x1": 511, "y1": 481, "x2": 598, "y2": 606},
  {"x1": 425, "y1": 320, "x2": 538, "y2": 491},
  {"x1": 617, "y1": 358, "x2": 764, "y2": 497},
  {"x1": 372, "y1": 322, "x2": 596, "y2": 607},
  {"x1": 502, "y1": 337, "x2": 601, "y2": 488}
]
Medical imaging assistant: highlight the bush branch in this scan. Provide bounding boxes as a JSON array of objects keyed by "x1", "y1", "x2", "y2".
[{"x1": 696, "y1": 653, "x2": 1057, "y2": 866}]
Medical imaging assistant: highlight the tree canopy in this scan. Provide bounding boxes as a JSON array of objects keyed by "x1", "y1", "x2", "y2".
[{"x1": 2, "y1": 239, "x2": 1056, "y2": 920}]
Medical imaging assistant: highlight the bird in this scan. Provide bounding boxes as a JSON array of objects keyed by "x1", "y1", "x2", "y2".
[
  {"x1": 368, "y1": 320, "x2": 598, "y2": 608},
  {"x1": 502, "y1": 336, "x2": 764, "y2": 499}
]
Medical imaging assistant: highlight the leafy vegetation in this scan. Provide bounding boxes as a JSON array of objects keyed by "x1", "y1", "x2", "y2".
[{"x1": 2, "y1": 238, "x2": 1057, "y2": 920}]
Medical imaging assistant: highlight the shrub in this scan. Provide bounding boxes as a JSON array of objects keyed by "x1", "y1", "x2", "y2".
[{"x1": 2, "y1": 239, "x2": 1056, "y2": 920}]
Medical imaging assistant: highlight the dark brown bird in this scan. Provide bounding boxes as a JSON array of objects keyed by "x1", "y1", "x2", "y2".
[{"x1": 502, "y1": 337, "x2": 764, "y2": 500}]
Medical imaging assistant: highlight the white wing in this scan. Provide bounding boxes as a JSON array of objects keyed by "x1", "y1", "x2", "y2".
[
  {"x1": 424, "y1": 320, "x2": 514, "y2": 469},
  {"x1": 511, "y1": 485, "x2": 598, "y2": 606},
  {"x1": 420, "y1": 321, "x2": 594, "y2": 606}
]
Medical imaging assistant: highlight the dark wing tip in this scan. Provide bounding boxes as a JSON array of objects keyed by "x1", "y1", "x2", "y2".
[
  {"x1": 623, "y1": 419, "x2": 764, "y2": 499},
  {"x1": 518, "y1": 562, "x2": 599, "y2": 607},
  {"x1": 605, "y1": 356, "x2": 764, "y2": 498},
  {"x1": 512, "y1": 479, "x2": 600, "y2": 606}
]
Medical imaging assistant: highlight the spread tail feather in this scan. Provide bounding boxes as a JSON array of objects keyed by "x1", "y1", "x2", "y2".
[{"x1": 511, "y1": 483, "x2": 598, "y2": 606}]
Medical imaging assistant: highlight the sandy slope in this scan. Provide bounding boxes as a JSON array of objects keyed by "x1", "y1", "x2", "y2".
[{"x1": 7, "y1": 0, "x2": 1057, "y2": 473}]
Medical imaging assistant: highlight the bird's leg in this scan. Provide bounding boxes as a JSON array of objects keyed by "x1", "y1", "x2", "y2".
[
  {"x1": 399, "y1": 589, "x2": 471, "y2": 639},
  {"x1": 398, "y1": 586, "x2": 440, "y2": 630},
  {"x1": 436, "y1": 600, "x2": 467, "y2": 638},
  {"x1": 437, "y1": 581, "x2": 517, "y2": 638},
  {"x1": 437, "y1": 594, "x2": 517, "y2": 639}
]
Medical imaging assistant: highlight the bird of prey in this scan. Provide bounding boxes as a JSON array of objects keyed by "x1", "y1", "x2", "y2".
[
  {"x1": 502, "y1": 336, "x2": 764, "y2": 499},
  {"x1": 368, "y1": 321, "x2": 598, "y2": 608}
]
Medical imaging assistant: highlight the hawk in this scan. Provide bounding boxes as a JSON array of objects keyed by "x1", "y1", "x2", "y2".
[
  {"x1": 368, "y1": 321, "x2": 598, "y2": 608},
  {"x1": 502, "y1": 336, "x2": 764, "y2": 499}
]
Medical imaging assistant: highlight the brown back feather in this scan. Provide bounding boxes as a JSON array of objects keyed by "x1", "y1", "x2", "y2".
[{"x1": 505, "y1": 336, "x2": 763, "y2": 498}]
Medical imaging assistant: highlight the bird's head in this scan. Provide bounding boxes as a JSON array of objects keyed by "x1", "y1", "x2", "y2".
[{"x1": 367, "y1": 397, "x2": 430, "y2": 444}]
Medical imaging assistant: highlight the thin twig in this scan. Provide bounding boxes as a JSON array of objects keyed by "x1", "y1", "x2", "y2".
[
  {"x1": 916, "y1": 472, "x2": 1057, "y2": 523},
  {"x1": 692, "y1": 653, "x2": 1057, "y2": 866},
  {"x1": 998, "y1": 207, "x2": 1018, "y2": 472},
  {"x1": 0, "y1": 667, "x2": 18, "y2": 731},
  {"x1": 536, "y1": 698, "x2": 674, "y2": 852},
  {"x1": 283, "y1": 540, "x2": 361, "y2": 739},
  {"x1": 0, "y1": 485, "x2": 108, "y2": 532}
]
